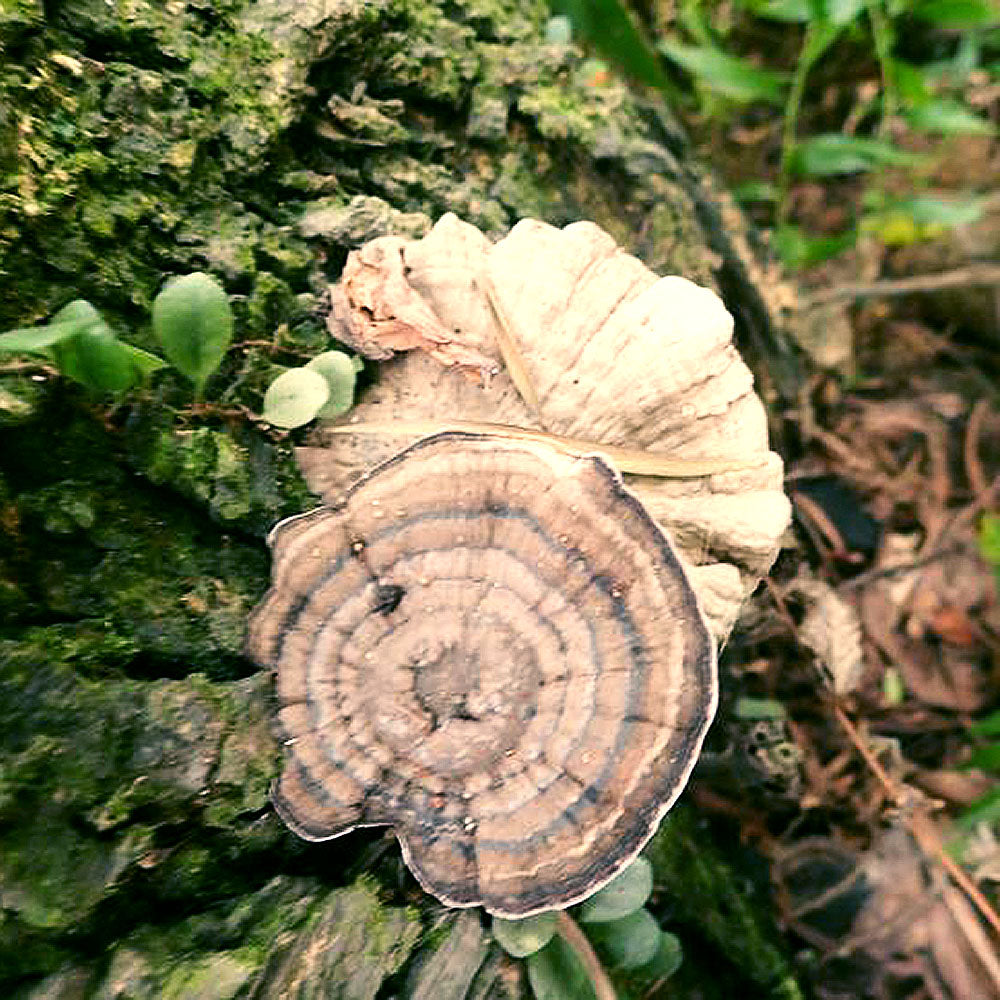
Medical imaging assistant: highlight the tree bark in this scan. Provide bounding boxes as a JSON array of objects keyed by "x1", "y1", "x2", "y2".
[{"x1": 1, "y1": 1, "x2": 803, "y2": 997}]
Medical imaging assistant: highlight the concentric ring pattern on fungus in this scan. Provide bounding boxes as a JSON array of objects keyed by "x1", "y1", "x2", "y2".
[{"x1": 247, "y1": 431, "x2": 717, "y2": 917}]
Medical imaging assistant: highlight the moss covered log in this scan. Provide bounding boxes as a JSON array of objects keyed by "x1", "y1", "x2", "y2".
[{"x1": 2, "y1": 1, "x2": 802, "y2": 996}]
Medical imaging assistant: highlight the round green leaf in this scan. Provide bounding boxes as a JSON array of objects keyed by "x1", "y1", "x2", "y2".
[
  {"x1": 152, "y1": 272, "x2": 233, "y2": 392},
  {"x1": 526, "y1": 936, "x2": 597, "y2": 1000},
  {"x1": 263, "y1": 367, "x2": 329, "y2": 429},
  {"x1": 306, "y1": 350, "x2": 357, "y2": 420},
  {"x1": 589, "y1": 908, "x2": 661, "y2": 970},
  {"x1": 491, "y1": 912, "x2": 558, "y2": 958},
  {"x1": 577, "y1": 856, "x2": 653, "y2": 923},
  {"x1": 645, "y1": 931, "x2": 683, "y2": 980}
]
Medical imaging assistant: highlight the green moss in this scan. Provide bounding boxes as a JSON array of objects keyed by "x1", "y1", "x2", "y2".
[
  {"x1": 0, "y1": 632, "x2": 278, "y2": 936},
  {"x1": 0, "y1": 913, "x2": 72, "y2": 993},
  {"x1": 1, "y1": 0, "x2": 717, "y2": 348},
  {"x1": 159, "y1": 951, "x2": 257, "y2": 1000},
  {"x1": 0, "y1": 374, "x2": 46, "y2": 427},
  {"x1": 123, "y1": 408, "x2": 315, "y2": 537},
  {"x1": 0, "y1": 401, "x2": 278, "y2": 667},
  {"x1": 297, "y1": 195, "x2": 432, "y2": 245},
  {"x1": 80, "y1": 876, "x2": 422, "y2": 1000},
  {"x1": 645, "y1": 807, "x2": 803, "y2": 1000}
]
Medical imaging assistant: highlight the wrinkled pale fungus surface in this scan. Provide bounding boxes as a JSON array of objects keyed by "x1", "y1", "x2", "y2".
[
  {"x1": 248, "y1": 433, "x2": 716, "y2": 916},
  {"x1": 302, "y1": 214, "x2": 790, "y2": 642}
]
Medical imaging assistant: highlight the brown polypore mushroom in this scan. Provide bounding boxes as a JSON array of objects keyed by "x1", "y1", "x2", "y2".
[
  {"x1": 252, "y1": 214, "x2": 790, "y2": 916},
  {"x1": 247, "y1": 432, "x2": 716, "y2": 917}
]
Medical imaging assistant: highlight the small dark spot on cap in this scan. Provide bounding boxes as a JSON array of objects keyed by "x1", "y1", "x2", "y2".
[{"x1": 373, "y1": 583, "x2": 405, "y2": 615}]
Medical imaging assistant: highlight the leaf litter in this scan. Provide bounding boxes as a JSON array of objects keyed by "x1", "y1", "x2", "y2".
[{"x1": 731, "y1": 360, "x2": 1000, "y2": 999}]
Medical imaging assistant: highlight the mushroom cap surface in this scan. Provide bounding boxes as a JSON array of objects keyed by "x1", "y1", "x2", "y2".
[{"x1": 248, "y1": 432, "x2": 717, "y2": 916}]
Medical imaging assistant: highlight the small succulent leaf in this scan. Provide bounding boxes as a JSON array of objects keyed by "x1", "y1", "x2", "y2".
[
  {"x1": 659, "y1": 42, "x2": 788, "y2": 102},
  {"x1": 1, "y1": 299, "x2": 105, "y2": 354},
  {"x1": 263, "y1": 367, "x2": 329, "y2": 429},
  {"x1": 152, "y1": 272, "x2": 233, "y2": 391},
  {"x1": 41, "y1": 301, "x2": 137, "y2": 393},
  {"x1": 645, "y1": 931, "x2": 683, "y2": 979},
  {"x1": 526, "y1": 935, "x2": 597, "y2": 1000},
  {"x1": 589, "y1": 908, "x2": 662, "y2": 970},
  {"x1": 491, "y1": 912, "x2": 558, "y2": 957},
  {"x1": 577, "y1": 856, "x2": 653, "y2": 923},
  {"x1": 350, "y1": 355, "x2": 365, "y2": 374},
  {"x1": 305, "y1": 350, "x2": 357, "y2": 420},
  {"x1": 52, "y1": 299, "x2": 105, "y2": 327}
]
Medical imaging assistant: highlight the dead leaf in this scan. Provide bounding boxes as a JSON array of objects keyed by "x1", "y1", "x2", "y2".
[
  {"x1": 776, "y1": 828, "x2": 1000, "y2": 1000},
  {"x1": 788, "y1": 569, "x2": 865, "y2": 695}
]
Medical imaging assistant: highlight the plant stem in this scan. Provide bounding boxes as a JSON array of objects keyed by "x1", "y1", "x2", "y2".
[
  {"x1": 778, "y1": 32, "x2": 812, "y2": 225},
  {"x1": 778, "y1": 21, "x2": 840, "y2": 224},
  {"x1": 866, "y1": 0, "x2": 897, "y2": 130},
  {"x1": 556, "y1": 910, "x2": 617, "y2": 1000}
]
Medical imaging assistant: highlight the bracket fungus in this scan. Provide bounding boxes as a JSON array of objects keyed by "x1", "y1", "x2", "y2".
[
  {"x1": 248, "y1": 432, "x2": 716, "y2": 916},
  {"x1": 249, "y1": 215, "x2": 790, "y2": 916}
]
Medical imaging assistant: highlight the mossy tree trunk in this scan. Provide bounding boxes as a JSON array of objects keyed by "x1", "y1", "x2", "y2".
[{"x1": 1, "y1": 2, "x2": 803, "y2": 997}]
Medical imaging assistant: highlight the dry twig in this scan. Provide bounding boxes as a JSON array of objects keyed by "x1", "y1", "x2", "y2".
[
  {"x1": 834, "y1": 705, "x2": 1000, "y2": 945},
  {"x1": 801, "y1": 263, "x2": 1000, "y2": 309}
]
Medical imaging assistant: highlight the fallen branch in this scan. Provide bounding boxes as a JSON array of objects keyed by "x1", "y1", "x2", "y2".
[{"x1": 800, "y1": 263, "x2": 1000, "y2": 309}]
